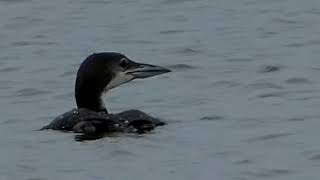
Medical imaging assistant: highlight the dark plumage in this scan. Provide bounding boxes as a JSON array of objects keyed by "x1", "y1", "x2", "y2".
[{"x1": 41, "y1": 52, "x2": 170, "y2": 140}]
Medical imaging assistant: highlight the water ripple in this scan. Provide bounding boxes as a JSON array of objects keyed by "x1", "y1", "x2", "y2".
[
  {"x1": 161, "y1": 0, "x2": 195, "y2": 4},
  {"x1": 0, "y1": 0, "x2": 29, "y2": 3},
  {"x1": 224, "y1": 58, "x2": 255, "y2": 62},
  {"x1": 15, "y1": 88, "x2": 50, "y2": 97},
  {"x1": 258, "y1": 65, "x2": 285, "y2": 73},
  {"x1": 159, "y1": 29, "x2": 200, "y2": 35},
  {"x1": 233, "y1": 159, "x2": 253, "y2": 165},
  {"x1": 0, "y1": 0, "x2": 319, "y2": 179},
  {"x1": 309, "y1": 154, "x2": 320, "y2": 161},
  {"x1": 272, "y1": 18, "x2": 299, "y2": 24},
  {"x1": 255, "y1": 91, "x2": 287, "y2": 99},
  {"x1": 77, "y1": 0, "x2": 112, "y2": 4},
  {"x1": 166, "y1": 64, "x2": 197, "y2": 71},
  {"x1": 212, "y1": 80, "x2": 242, "y2": 88},
  {"x1": 241, "y1": 169, "x2": 295, "y2": 178},
  {"x1": 11, "y1": 41, "x2": 58, "y2": 47},
  {"x1": 0, "y1": 66, "x2": 23, "y2": 72},
  {"x1": 285, "y1": 77, "x2": 312, "y2": 85},
  {"x1": 246, "y1": 81, "x2": 283, "y2": 90},
  {"x1": 284, "y1": 42, "x2": 305, "y2": 48},
  {"x1": 200, "y1": 115, "x2": 224, "y2": 121},
  {"x1": 173, "y1": 48, "x2": 202, "y2": 55},
  {"x1": 59, "y1": 70, "x2": 77, "y2": 77},
  {"x1": 246, "y1": 132, "x2": 293, "y2": 143}
]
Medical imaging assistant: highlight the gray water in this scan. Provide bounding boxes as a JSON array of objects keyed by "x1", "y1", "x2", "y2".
[{"x1": 1, "y1": 0, "x2": 320, "y2": 179}]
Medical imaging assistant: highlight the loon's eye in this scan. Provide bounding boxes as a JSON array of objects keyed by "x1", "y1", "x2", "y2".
[{"x1": 120, "y1": 58, "x2": 128, "y2": 69}]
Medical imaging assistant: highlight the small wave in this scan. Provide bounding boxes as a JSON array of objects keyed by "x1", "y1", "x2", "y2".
[
  {"x1": 246, "y1": 132, "x2": 293, "y2": 143},
  {"x1": 242, "y1": 169, "x2": 295, "y2": 178},
  {"x1": 54, "y1": 92, "x2": 74, "y2": 100},
  {"x1": 78, "y1": 0, "x2": 111, "y2": 4},
  {"x1": 0, "y1": 66, "x2": 23, "y2": 72},
  {"x1": 174, "y1": 48, "x2": 201, "y2": 55},
  {"x1": 287, "y1": 117, "x2": 305, "y2": 122},
  {"x1": 284, "y1": 43, "x2": 305, "y2": 48},
  {"x1": 15, "y1": 88, "x2": 50, "y2": 97},
  {"x1": 0, "y1": 0, "x2": 29, "y2": 3},
  {"x1": 161, "y1": 0, "x2": 195, "y2": 4},
  {"x1": 258, "y1": 65, "x2": 284, "y2": 73},
  {"x1": 233, "y1": 159, "x2": 253, "y2": 165},
  {"x1": 30, "y1": 67, "x2": 55, "y2": 73},
  {"x1": 256, "y1": 91, "x2": 286, "y2": 98},
  {"x1": 159, "y1": 29, "x2": 186, "y2": 34},
  {"x1": 159, "y1": 29, "x2": 199, "y2": 35},
  {"x1": 59, "y1": 70, "x2": 77, "y2": 77},
  {"x1": 310, "y1": 154, "x2": 320, "y2": 160},
  {"x1": 11, "y1": 41, "x2": 58, "y2": 47},
  {"x1": 246, "y1": 82, "x2": 283, "y2": 90},
  {"x1": 200, "y1": 115, "x2": 224, "y2": 121},
  {"x1": 111, "y1": 39, "x2": 155, "y2": 45},
  {"x1": 166, "y1": 64, "x2": 197, "y2": 70},
  {"x1": 286, "y1": 77, "x2": 312, "y2": 85},
  {"x1": 272, "y1": 18, "x2": 299, "y2": 24},
  {"x1": 212, "y1": 80, "x2": 241, "y2": 88},
  {"x1": 224, "y1": 58, "x2": 254, "y2": 62}
]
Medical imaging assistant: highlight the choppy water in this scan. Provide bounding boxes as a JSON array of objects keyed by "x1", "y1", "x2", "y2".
[{"x1": 1, "y1": 0, "x2": 320, "y2": 179}]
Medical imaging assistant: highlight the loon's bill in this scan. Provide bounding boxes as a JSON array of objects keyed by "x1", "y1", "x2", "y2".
[
  {"x1": 41, "y1": 52, "x2": 171, "y2": 140},
  {"x1": 126, "y1": 63, "x2": 171, "y2": 78},
  {"x1": 106, "y1": 59, "x2": 170, "y2": 91}
]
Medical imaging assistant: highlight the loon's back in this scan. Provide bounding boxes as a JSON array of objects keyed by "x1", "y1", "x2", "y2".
[{"x1": 41, "y1": 109, "x2": 165, "y2": 135}]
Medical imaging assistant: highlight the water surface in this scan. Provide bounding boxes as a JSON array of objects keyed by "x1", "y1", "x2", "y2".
[{"x1": 1, "y1": 0, "x2": 320, "y2": 179}]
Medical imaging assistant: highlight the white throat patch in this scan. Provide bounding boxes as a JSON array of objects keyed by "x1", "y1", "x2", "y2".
[{"x1": 105, "y1": 72, "x2": 134, "y2": 91}]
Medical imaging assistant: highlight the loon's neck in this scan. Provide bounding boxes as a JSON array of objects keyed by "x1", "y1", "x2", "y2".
[
  {"x1": 75, "y1": 85, "x2": 108, "y2": 113},
  {"x1": 74, "y1": 59, "x2": 111, "y2": 113}
]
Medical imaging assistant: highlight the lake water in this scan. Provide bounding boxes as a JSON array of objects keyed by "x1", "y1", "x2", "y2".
[{"x1": 1, "y1": 0, "x2": 320, "y2": 179}]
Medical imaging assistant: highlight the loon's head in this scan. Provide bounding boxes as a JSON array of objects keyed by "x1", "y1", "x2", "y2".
[{"x1": 75, "y1": 52, "x2": 170, "y2": 112}]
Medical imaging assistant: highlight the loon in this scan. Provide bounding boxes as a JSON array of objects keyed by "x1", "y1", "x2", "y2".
[{"x1": 41, "y1": 52, "x2": 170, "y2": 140}]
